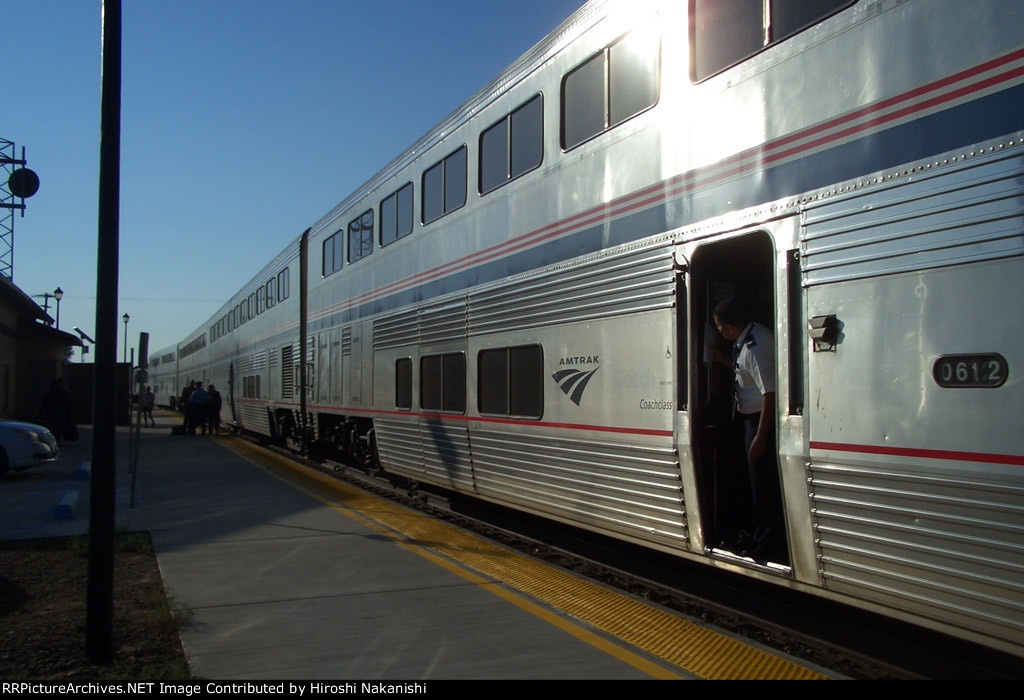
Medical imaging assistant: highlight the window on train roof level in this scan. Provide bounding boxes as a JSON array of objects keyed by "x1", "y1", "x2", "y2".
[
  {"x1": 691, "y1": 0, "x2": 855, "y2": 81},
  {"x1": 422, "y1": 146, "x2": 467, "y2": 225},
  {"x1": 266, "y1": 278, "x2": 276, "y2": 309},
  {"x1": 348, "y1": 209, "x2": 374, "y2": 263},
  {"x1": 480, "y1": 94, "x2": 543, "y2": 195},
  {"x1": 323, "y1": 230, "x2": 344, "y2": 277},
  {"x1": 561, "y1": 28, "x2": 659, "y2": 151},
  {"x1": 380, "y1": 182, "x2": 414, "y2": 247},
  {"x1": 278, "y1": 268, "x2": 290, "y2": 301}
]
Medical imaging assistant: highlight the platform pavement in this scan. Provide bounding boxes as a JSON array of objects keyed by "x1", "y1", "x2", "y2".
[{"x1": 2, "y1": 410, "x2": 677, "y2": 679}]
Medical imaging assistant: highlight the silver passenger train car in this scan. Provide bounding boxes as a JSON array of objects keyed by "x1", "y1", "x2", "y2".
[{"x1": 149, "y1": 0, "x2": 1024, "y2": 656}]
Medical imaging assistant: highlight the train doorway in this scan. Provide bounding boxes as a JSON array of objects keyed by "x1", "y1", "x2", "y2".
[{"x1": 686, "y1": 231, "x2": 790, "y2": 565}]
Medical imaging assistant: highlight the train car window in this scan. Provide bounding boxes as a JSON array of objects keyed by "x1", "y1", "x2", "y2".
[
  {"x1": 421, "y1": 355, "x2": 442, "y2": 411},
  {"x1": 609, "y1": 31, "x2": 659, "y2": 127},
  {"x1": 322, "y1": 236, "x2": 333, "y2": 277},
  {"x1": 479, "y1": 118, "x2": 509, "y2": 195},
  {"x1": 511, "y1": 95, "x2": 544, "y2": 179},
  {"x1": 323, "y1": 230, "x2": 344, "y2": 276},
  {"x1": 442, "y1": 353, "x2": 466, "y2": 413},
  {"x1": 787, "y1": 249, "x2": 804, "y2": 415},
  {"x1": 265, "y1": 279, "x2": 276, "y2": 309},
  {"x1": 562, "y1": 29, "x2": 659, "y2": 150},
  {"x1": 380, "y1": 182, "x2": 414, "y2": 247},
  {"x1": 480, "y1": 94, "x2": 544, "y2": 195},
  {"x1": 257, "y1": 287, "x2": 264, "y2": 315},
  {"x1": 422, "y1": 161, "x2": 444, "y2": 224},
  {"x1": 248, "y1": 293, "x2": 256, "y2": 319},
  {"x1": 562, "y1": 52, "x2": 605, "y2": 150},
  {"x1": 348, "y1": 209, "x2": 374, "y2": 263},
  {"x1": 691, "y1": 0, "x2": 854, "y2": 81},
  {"x1": 278, "y1": 268, "x2": 290, "y2": 301},
  {"x1": 243, "y1": 374, "x2": 262, "y2": 400},
  {"x1": 420, "y1": 352, "x2": 466, "y2": 413},
  {"x1": 395, "y1": 358, "x2": 412, "y2": 410},
  {"x1": 478, "y1": 345, "x2": 543, "y2": 418},
  {"x1": 444, "y1": 148, "x2": 467, "y2": 214},
  {"x1": 422, "y1": 146, "x2": 467, "y2": 225}
]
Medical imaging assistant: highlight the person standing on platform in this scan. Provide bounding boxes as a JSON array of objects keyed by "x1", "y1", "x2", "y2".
[
  {"x1": 140, "y1": 385, "x2": 155, "y2": 427},
  {"x1": 188, "y1": 382, "x2": 209, "y2": 435},
  {"x1": 180, "y1": 380, "x2": 195, "y2": 430},
  {"x1": 207, "y1": 384, "x2": 222, "y2": 436}
]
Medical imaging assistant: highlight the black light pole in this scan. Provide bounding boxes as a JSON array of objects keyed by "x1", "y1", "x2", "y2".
[
  {"x1": 87, "y1": 0, "x2": 121, "y2": 665},
  {"x1": 122, "y1": 313, "x2": 129, "y2": 363},
  {"x1": 53, "y1": 287, "x2": 63, "y2": 330}
]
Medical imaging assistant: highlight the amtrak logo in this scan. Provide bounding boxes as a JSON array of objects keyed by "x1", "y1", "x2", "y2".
[{"x1": 552, "y1": 355, "x2": 600, "y2": 406}]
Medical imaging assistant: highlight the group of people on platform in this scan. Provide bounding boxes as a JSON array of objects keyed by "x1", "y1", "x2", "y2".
[{"x1": 179, "y1": 380, "x2": 222, "y2": 435}]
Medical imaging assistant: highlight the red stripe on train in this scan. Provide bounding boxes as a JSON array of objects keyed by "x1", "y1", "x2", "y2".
[{"x1": 809, "y1": 441, "x2": 1024, "y2": 466}]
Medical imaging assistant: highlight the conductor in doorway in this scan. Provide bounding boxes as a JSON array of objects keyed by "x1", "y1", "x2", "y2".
[{"x1": 712, "y1": 298, "x2": 780, "y2": 559}]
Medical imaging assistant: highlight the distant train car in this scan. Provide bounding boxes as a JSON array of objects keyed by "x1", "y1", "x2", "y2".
[{"x1": 153, "y1": 0, "x2": 1024, "y2": 656}]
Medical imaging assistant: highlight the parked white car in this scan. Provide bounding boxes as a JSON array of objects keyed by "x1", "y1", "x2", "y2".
[{"x1": 0, "y1": 420, "x2": 60, "y2": 474}]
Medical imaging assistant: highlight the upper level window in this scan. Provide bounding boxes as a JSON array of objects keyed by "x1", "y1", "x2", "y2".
[
  {"x1": 561, "y1": 28, "x2": 659, "y2": 150},
  {"x1": 348, "y1": 209, "x2": 374, "y2": 263},
  {"x1": 278, "y1": 268, "x2": 290, "y2": 301},
  {"x1": 422, "y1": 146, "x2": 467, "y2": 225},
  {"x1": 480, "y1": 94, "x2": 543, "y2": 194},
  {"x1": 265, "y1": 278, "x2": 276, "y2": 309},
  {"x1": 692, "y1": 0, "x2": 854, "y2": 81},
  {"x1": 323, "y1": 230, "x2": 344, "y2": 277},
  {"x1": 380, "y1": 182, "x2": 414, "y2": 247}
]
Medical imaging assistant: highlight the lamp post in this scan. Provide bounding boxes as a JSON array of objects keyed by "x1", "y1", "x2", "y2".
[
  {"x1": 53, "y1": 287, "x2": 63, "y2": 330},
  {"x1": 122, "y1": 313, "x2": 129, "y2": 363}
]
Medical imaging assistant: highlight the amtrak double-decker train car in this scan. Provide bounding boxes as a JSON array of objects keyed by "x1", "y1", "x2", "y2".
[{"x1": 152, "y1": 0, "x2": 1024, "y2": 657}]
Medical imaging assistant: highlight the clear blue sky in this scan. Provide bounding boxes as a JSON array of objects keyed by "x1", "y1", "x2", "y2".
[{"x1": 4, "y1": 0, "x2": 584, "y2": 359}]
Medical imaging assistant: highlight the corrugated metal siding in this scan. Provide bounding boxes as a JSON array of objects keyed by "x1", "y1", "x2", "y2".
[
  {"x1": 468, "y1": 242, "x2": 676, "y2": 335},
  {"x1": 373, "y1": 302, "x2": 467, "y2": 351},
  {"x1": 419, "y1": 300, "x2": 467, "y2": 346},
  {"x1": 375, "y1": 417, "x2": 475, "y2": 492},
  {"x1": 472, "y1": 428, "x2": 685, "y2": 547},
  {"x1": 809, "y1": 462, "x2": 1024, "y2": 644},
  {"x1": 802, "y1": 147, "x2": 1024, "y2": 285}
]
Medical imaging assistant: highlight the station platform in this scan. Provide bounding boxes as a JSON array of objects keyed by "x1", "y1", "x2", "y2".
[{"x1": 2, "y1": 410, "x2": 840, "y2": 680}]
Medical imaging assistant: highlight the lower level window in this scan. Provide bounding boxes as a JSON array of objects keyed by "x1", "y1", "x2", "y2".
[
  {"x1": 478, "y1": 345, "x2": 543, "y2": 418},
  {"x1": 421, "y1": 352, "x2": 465, "y2": 413}
]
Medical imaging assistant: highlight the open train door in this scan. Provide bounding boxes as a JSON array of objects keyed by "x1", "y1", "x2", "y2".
[{"x1": 683, "y1": 231, "x2": 790, "y2": 566}]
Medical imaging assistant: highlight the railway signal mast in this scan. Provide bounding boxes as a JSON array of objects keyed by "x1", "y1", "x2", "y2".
[{"x1": 0, "y1": 138, "x2": 41, "y2": 280}]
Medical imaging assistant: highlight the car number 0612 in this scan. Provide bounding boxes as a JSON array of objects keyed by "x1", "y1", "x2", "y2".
[{"x1": 932, "y1": 354, "x2": 1008, "y2": 388}]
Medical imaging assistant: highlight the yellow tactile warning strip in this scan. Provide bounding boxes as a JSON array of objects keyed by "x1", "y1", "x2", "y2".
[{"x1": 220, "y1": 437, "x2": 829, "y2": 680}]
